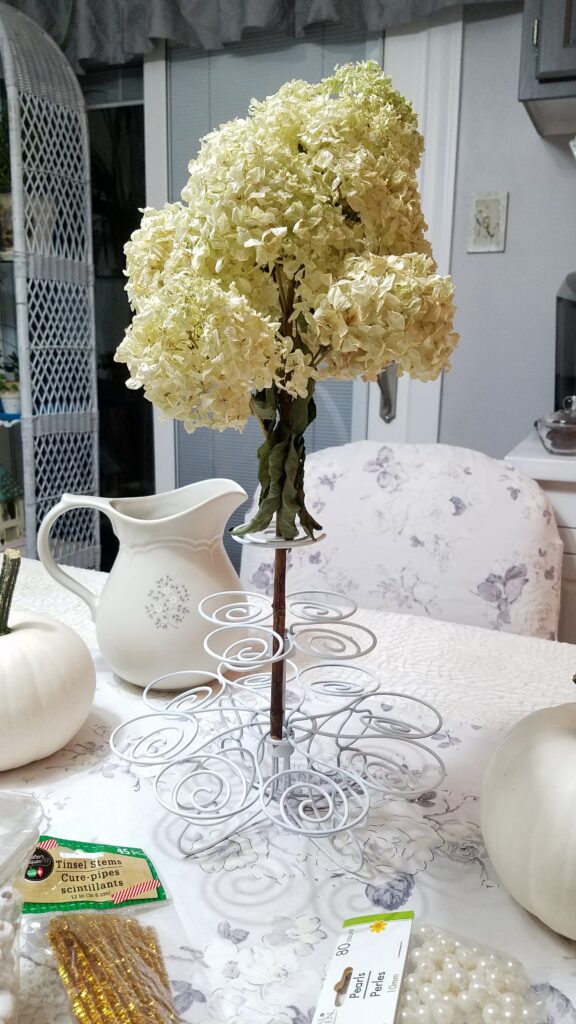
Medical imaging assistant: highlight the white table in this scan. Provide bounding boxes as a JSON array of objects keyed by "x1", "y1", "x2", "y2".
[{"x1": 5, "y1": 558, "x2": 576, "y2": 1024}]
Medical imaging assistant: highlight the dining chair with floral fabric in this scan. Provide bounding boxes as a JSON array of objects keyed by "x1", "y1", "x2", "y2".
[{"x1": 239, "y1": 440, "x2": 563, "y2": 639}]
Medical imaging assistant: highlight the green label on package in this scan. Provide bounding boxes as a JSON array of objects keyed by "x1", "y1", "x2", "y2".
[{"x1": 17, "y1": 836, "x2": 167, "y2": 914}]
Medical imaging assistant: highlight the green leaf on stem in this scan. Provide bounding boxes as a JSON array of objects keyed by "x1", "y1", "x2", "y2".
[{"x1": 232, "y1": 385, "x2": 322, "y2": 540}]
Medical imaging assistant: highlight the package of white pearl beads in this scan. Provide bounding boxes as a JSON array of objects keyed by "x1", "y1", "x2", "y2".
[
  {"x1": 0, "y1": 886, "x2": 22, "y2": 1024},
  {"x1": 397, "y1": 924, "x2": 539, "y2": 1024}
]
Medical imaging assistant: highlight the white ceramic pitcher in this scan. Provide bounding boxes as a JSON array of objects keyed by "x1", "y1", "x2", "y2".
[{"x1": 37, "y1": 480, "x2": 247, "y2": 688}]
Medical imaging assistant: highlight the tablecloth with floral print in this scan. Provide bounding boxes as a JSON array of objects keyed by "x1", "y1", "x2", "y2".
[{"x1": 5, "y1": 560, "x2": 576, "y2": 1023}]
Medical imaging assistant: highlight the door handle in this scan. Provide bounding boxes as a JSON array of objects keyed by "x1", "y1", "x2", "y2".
[{"x1": 376, "y1": 364, "x2": 397, "y2": 423}]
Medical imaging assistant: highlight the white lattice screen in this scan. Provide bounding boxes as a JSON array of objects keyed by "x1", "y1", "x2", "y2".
[{"x1": 0, "y1": 3, "x2": 99, "y2": 567}]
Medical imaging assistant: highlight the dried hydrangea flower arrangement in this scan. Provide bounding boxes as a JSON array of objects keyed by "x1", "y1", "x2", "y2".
[{"x1": 116, "y1": 61, "x2": 459, "y2": 737}]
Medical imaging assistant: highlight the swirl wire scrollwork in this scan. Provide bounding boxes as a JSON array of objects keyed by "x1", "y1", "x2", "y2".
[
  {"x1": 198, "y1": 591, "x2": 273, "y2": 625},
  {"x1": 111, "y1": 588, "x2": 446, "y2": 864},
  {"x1": 286, "y1": 591, "x2": 357, "y2": 622},
  {"x1": 258, "y1": 755, "x2": 370, "y2": 837},
  {"x1": 204, "y1": 624, "x2": 293, "y2": 668},
  {"x1": 290, "y1": 621, "x2": 377, "y2": 660},
  {"x1": 109, "y1": 713, "x2": 199, "y2": 766}
]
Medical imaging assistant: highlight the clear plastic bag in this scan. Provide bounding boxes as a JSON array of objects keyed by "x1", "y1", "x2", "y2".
[
  {"x1": 17, "y1": 836, "x2": 186, "y2": 1024},
  {"x1": 0, "y1": 792, "x2": 43, "y2": 1024},
  {"x1": 0, "y1": 793, "x2": 43, "y2": 890},
  {"x1": 21, "y1": 902, "x2": 187, "y2": 1023},
  {"x1": 398, "y1": 922, "x2": 540, "y2": 1024},
  {"x1": 41, "y1": 909, "x2": 182, "y2": 1023}
]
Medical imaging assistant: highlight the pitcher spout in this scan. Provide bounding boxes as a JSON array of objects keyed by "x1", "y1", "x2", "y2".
[
  {"x1": 107, "y1": 478, "x2": 246, "y2": 525},
  {"x1": 188, "y1": 479, "x2": 248, "y2": 537}
]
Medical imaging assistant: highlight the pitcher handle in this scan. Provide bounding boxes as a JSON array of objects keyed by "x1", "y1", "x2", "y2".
[{"x1": 37, "y1": 494, "x2": 113, "y2": 619}]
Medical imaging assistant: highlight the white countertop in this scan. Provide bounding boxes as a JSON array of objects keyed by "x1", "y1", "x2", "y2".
[{"x1": 506, "y1": 430, "x2": 576, "y2": 482}]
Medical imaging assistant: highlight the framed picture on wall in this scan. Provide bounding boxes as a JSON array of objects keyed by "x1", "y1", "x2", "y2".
[{"x1": 467, "y1": 192, "x2": 509, "y2": 253}]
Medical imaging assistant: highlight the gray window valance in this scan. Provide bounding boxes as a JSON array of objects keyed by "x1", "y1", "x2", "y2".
[{"x1": 4, "y1": 0, "x2": 506, "y2": 69}]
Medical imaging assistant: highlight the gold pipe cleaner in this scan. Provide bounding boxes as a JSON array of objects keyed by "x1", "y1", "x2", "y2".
[{"x1": 47, "y1": 913, "x2": 181, "y2": 1024}]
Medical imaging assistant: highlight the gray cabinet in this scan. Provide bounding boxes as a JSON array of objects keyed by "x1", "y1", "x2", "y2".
[{"x1": 519, "y1": 0, "x2": 576, "y2": 135}]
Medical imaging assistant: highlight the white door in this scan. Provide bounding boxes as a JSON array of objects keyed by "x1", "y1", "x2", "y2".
[{"x1": 367, "y1": 11, "x2": 463, "y2": 444}]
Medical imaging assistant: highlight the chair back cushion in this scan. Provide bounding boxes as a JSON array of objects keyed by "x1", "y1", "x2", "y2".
[{"x1": 239, "y1": 441, "x2": 563, "y2": 639}]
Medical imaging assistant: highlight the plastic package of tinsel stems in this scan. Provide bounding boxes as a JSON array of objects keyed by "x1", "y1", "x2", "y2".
[{"x1": 16, "y1": 835, "x2": 189, "y2": 1024}]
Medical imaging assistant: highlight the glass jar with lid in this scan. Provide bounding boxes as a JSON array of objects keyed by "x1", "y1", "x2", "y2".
[{"x1": 536, "y1": 396, "x2": 576, "y2": 454}]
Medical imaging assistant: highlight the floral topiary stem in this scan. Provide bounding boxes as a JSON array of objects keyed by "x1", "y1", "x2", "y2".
[
  {"x1": 0, "y1": 549, "x2": 21, "y2": 636},
  {"x1": 232, "y1": 385, "x2": 322, "y2": 541},
  {"x1": 270, "y1": 543, "x2": 287, "y2": 740}
]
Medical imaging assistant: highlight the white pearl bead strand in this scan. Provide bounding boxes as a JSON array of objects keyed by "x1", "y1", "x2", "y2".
[
  {"x1": 397, "y1": 925, "x2": 536, "y2": 1024},
  {"x1": 0, "y1": 887, "x2": 22, "y2": 1024}
]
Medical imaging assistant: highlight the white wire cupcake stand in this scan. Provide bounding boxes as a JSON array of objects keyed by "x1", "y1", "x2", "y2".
[{"x1": 110, "y1": 534, "x2": 446, "y2": 869}]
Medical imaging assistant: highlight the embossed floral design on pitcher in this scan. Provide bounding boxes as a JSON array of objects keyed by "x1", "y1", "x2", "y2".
[{"x1": 145, "y1": 575, "x2": 191, "y2": 630}]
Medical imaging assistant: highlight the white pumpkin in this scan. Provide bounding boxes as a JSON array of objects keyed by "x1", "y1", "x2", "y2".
[
  {"x1": 0, "y1": 610, "x2": 96, "y2": 771},
  {"x1": 481, "y1": 701, "x2": 576, "y2": 940}
]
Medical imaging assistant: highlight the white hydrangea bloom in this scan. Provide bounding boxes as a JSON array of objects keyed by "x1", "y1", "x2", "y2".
[
  {"x1": 313, "y1": 253, "x2": 458, "y2": 383},
  {"x1": 119, "y1": 275, "x2": 282, "y2": 431},
  {"x1": 116, "y1": 61, "x2": 458, "y2": 433}
]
